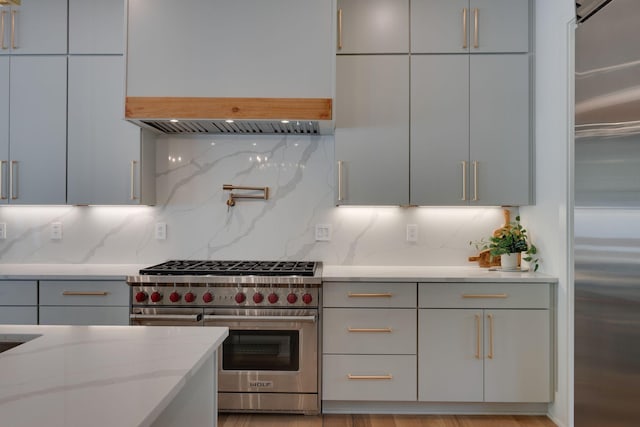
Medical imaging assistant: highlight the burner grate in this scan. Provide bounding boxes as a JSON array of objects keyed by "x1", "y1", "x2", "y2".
[{"x1": 139, "y1": 260, "x2": 318, "y2": 276}]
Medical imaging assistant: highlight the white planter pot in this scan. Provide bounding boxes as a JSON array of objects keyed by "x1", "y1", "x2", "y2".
[{"x1": 500, "y1": 253, "x2": 519, "y2": 271}]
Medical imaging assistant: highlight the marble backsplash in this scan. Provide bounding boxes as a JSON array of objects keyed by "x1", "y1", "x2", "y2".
[{"x1": 0, "y1": 135, "x2": 507, "y2": 265}]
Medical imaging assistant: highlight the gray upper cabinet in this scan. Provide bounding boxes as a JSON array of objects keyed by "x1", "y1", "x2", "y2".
[
  {"x1": 336, "y1": 0, "x2": 409, "y2": 54},
  {"x1": 411, "y1": 54, "x2": 530, "y2": 206},
  {"x1": 5, "y1": 56, "x2": 67, "y2": 205},
  {"x1": 411, "y1": 0, "x2": 529, "y2": 54},
  {"x1": 69, "y1": 0, "x2": 125, "y2": 54},
  {"x1": 0, "y1": 0, "x2": 68, "y2": 55},
  {"x1": 67, "y1": 56, "x2": 156, "y2": 206},
  {"x1": 335, "y1": 55, "x2": 410, "y2": 205}
]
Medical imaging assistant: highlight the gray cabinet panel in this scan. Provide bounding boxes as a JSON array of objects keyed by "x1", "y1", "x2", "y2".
[
  {"x1": 0, "y1": 307, "x2": 37, "y2": 325},
  {"x1": 470, "y1": 55, "x2": 530, "y2": 205},
  {"x1": 39, "y1": 306, "x2": 130, "y2": 326},
  {"x1": 411, "y1": 0, "x2": 470, "y2": 53},
  {"x1": 69, "y1": 0, "x2": 125, "y2": 54},
  {"x1": 471, "y1": 0, "x2": 529, "y2": 53},
  {"x1": 335, "y1": 55, "x2": 409, "y2": 205},
  {"x1": 0, "y1": 0, "x2": 68, "y2": 55},
  {"x1": 9, "y1": 56, "x2": 67, "y2": 204},
  {"x1": 411, "y1": 55, "x2": 469, "y2": 205},
  {"x1": 337, "y1": 0, "x2": 409, "y2": 54},
  {"x1": 68, "y1": 56, "x2": 150, "y2": 205},
  {"x1": 0, "y1": 58, "x2": 8, "y2": 202}
]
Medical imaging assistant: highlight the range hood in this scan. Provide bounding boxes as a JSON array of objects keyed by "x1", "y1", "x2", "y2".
[
  {"x1": 576, "y1": 0, "x2": 612, "y2": 23},
  {"x1": 125, "y1": 96, "x2": 333, "y2": 135}
]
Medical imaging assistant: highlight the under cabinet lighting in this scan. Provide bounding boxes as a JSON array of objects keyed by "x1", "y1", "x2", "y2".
[
  {"x1": 281, "y1": 120, "x2": 290, "y2": 124},
  {"x1": 225, "y1": 119, "x2": 234, "y2": 123},
  {"x1": 169, "y1": 119, "x2": 179, "y2": 123}
]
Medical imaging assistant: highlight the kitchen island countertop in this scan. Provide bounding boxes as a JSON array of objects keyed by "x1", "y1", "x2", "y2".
[{"x1": 0, "y1": 324, "x2": 228, "y2": 427}]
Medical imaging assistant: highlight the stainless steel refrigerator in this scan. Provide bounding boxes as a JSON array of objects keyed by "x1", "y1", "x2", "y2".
[{"x1": 575, "y1": 0, "x2": 640, "y2": 426}]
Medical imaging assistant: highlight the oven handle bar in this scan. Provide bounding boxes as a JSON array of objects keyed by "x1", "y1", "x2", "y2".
[
  {"x1": 130, "y1": 314, "x2": 203, "y2": 322},
  {"x1": 203, "y1": 314, "x2": 316, "y2": 323}
]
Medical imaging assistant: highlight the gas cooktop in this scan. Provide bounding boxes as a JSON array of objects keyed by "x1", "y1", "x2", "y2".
[{"x1": 139, "y1": 260, "x2": 319, "y2": 277}]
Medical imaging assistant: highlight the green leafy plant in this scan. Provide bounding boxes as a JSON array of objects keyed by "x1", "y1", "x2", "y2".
[{"x1": 470, "y1": 216, "x2": 539, "y2": 271}]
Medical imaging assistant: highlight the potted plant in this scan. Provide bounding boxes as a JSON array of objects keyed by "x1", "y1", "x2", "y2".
[{"x1": 470, "y1": 215, "x2": 539, "y2": 271}]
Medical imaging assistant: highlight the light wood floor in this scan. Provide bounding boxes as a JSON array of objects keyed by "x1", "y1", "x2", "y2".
[{"x1": 218, "y1": 414, "x2": 557, "y2": 427}]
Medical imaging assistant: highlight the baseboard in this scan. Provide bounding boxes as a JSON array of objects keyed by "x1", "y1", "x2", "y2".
[
  {"x1": 322, "y1": 401, "x2": 549, "y2": 415},
  {"x1": 547, "y1": 412, "x2": 567, "y2": 427}
]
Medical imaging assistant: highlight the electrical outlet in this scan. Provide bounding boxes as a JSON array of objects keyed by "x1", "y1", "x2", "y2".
[
  {"x1": 315, "y1": 224, "x2": 332, "y2": 242},
  {"x1": 406, "y1": 224, "x2": 418, "y2": 242},
  {"x1": 50, "y1": 222, "x2": 63, "y2": 240},
  {"x1": 155, "y1": 222, "x2": 167, "y2": 240},
  {"x1": 0, "y1": 223, "x2": 6, "y2": 239}
]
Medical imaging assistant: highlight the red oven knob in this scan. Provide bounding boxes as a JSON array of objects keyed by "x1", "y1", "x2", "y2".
[
  {"x1": 287, "y1": 293, "x2": 298, "y2": 304},
  {"x1": 253, "y1": 292, "x2": 264, "y2": 304},
  {"x1": 150, "y1": 291, "x2": 162, "y2": 303},
  {"x1": 184, "y1": 292, "x2": 196, "y2": 303},
  {"x1": 135, "y1": 291, "x2": 147, "y2": 302},
  {"x1": 234, "y1": 292, "x2": 246, "y2": 304},
  {"x1": 169, "y1": 291, "x2": 181, "y2": 303},
  {"x1": 302, "y1": 293, "x2": 313, "y2": 305},
  {"x1": 268, "y1": 293, "x2": 279, "y2": 304},
  {"x1": 203, "y1": 292, "x2": 214, "y2": 303}
]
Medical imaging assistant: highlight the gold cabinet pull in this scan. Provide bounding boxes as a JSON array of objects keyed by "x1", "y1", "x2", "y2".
[
  {"x1": 462, "y1": 8, "x2": 468, "y2": 49},
  {"x1": 472, "y1": 160, "x2": 479, "y2": 201},
  {"x1": 10, "y1": 9, "x2": 16, "y2": 49},
  {"x1": 337, "y1": 8, "x2": 343, "y2": 50},
  {"x1": 0, "y1": 160, "x2": 6, "y2": 200},
  {"x1": 130, "y1": 160, "x2": 138, "y2": 200},
  {"x1": 347, "y1": 327, "x2": 393, "y2": 333},
  {"x1": 462, "y1": 293, "x2": 508, "y2": 299},
  {"x1": 461, "y1": 160, "x2": 467, "y2": 200},
  {"x1": 63, "y1": 291, "x2": 109, "y2": 296},
  {"x1": 475, "y1": 314, "x2": 481, "y2": 359},
  {"x1": 348, "y1": 292, "x2": 393, "y2": 298},
  {"x1": 337, "y1": 160, "x2": 344, "y2": 201},
  {"x1": 9, "y1": 160, "x2": 17, "y2": 200},
  {"x1": 347, "y1": 374, "x2": 393, "y2": 380},
  {"x1": 487, "y1": 313, "x2": 494, "y2": 359},
  {"x1": 1, "y1": 11, "x2": 6, "y2": 50},
  {"x1": 473, "y1": 8, "x2": 479, "y2": 48}
]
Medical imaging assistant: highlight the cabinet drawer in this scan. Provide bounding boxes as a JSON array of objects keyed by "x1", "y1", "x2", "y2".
[
  {"x1": 323, "y1": 308, "x2": 416, "y2": 354},
  {"x1": 39, "y1": 306, "x2": 130, "y2": 326},
  {"x1": 323, "y1": 355, "x2": 416, "y2": 401},
  {"x1": 39, "y1": 281, "x2": 129, "y2": 306},
  {"x1": 419, "y1": 283, "x2": 550, "y2": 309},
  {"x1": 324, "y1": 282, "x2": 416, "y2": 308},
  {"x1": 0, "y1": 281, "x2": 38, "y2": 305},
  {"x1": 0, "y1": 307, "x2": 38, "y2": 325}
]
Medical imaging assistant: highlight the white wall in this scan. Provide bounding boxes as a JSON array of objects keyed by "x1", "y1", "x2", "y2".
[
  {"x1": 520, "y1": 1, "x2": 575, "y2": 426},
  {"x1": 0, "y1": 134, "x2": 507, "y2": 265}
]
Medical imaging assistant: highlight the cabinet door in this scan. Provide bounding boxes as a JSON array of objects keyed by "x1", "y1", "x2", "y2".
[
  {"x1": 39, "y1": 306, "x2": 130, "y2": 326},
  {"x1": 69, "y1": 0, "x2": 125, "y2": 54},
  {"x1": 418, "y1": 309, "x2": 483, "y2": 401},
  {"x1": 9, "y1": 56, "x2": 67, "y2": 204},
  {"x1": 68, "y1": 56, "x2": 144, "y2": 205},
  {"x1": 337, "y1": 0, "x2": 409, "y2": 54},
  {"x1": 411, "y1": 0, "x2": 470, "y2": 53},
  {"x1": 335, "y1": 55, "x2": 409, "y2": 205},
  {"x1": 411, "y1": 55, "x2": 469, "y2": 205},
  {"x1": 470, "y1": 54, "x2": 530, "y2": 206},
  {"x1": 0, "y1": 57, "x2": 8, "y2": 203},
  {"x1": 0, "y1": 307, "x2": 37, "y2": 324},
  {"x1": 484, "y1": 310, "x2": 551, "y2": 402},
  {"x1": 2, "y1": 0, "x2": 67, "y2": 55},
  {"x1": 127, "y1": 0, "x2": 333, "y2": 98},
  {"x1": 470, "y1": 0, "x2": 529, "y2": 53}
]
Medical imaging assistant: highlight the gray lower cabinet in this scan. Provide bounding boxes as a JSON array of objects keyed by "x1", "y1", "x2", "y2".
[
  {"x1": 335, "y1": 55, "x2": 409, "y2": 205},
  {"x1": 411, "y1": 54, "x2": 530, "y2": 206},
  {"x1": 67, "y1": 55, "x2": 156, "y2": 205},
  {"x1": 2, "y1": 56, "x2": 67, "y2": 204},
  {"x1": 0, "y1": 281, "x2": 38, "y2": 325},
  {"x1": 39, "y1": 280, "x2": 130, "y2": 326}
]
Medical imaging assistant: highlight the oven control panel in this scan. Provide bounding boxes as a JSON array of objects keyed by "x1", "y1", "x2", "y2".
[{"x1": 131, "y1": 286, "x2": 319, "y2": 308}]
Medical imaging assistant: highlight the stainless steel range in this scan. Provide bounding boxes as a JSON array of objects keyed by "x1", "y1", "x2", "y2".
[{"x1": 126, "y1": 260, "x2": 322, "y2": 415}]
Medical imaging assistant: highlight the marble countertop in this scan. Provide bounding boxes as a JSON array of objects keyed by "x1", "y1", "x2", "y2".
[
  {"x1": 0, "y1": 264, "x2": 148, "y2": 280},
  {"x1": 322, "y1": 265, "x2": 557, "y2": 283},
  {"x1": 0, "y1": 325, "x2": 228, "y2": 427}
]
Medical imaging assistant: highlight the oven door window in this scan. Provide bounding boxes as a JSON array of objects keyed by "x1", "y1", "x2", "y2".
[{"x1": 222, "y1": 330, "x2": 299, "y2": 371}]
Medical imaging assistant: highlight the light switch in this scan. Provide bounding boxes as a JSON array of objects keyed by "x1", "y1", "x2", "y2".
[{"x1": 315, "y1": 224, "x2": 332, "y2": 241}]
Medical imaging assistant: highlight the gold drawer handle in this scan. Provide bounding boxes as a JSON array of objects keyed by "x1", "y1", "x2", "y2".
[
  {"x1": 347, "y1": 374, "x2": 393, "y2": 380},
  {"x1": 347, "y1": 327, "x2": 392, "y2": 333},
  {"x1": 462, "y1": 293, "x2": 508, "y2": 299},
  {"x1": 62, "y1": 291, "x2": 109, "y2": 296},
  {"x1": 348, "y1": 292, "x2": 393, "y2": 298}
]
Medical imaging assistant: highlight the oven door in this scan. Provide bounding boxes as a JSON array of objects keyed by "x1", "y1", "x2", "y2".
[
  {"x1": 130, "y1": 307, "x2": 204, "y2": 326},
  {"x1": 203, "y1": 308, "x2": 318, "y2": 394}
]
